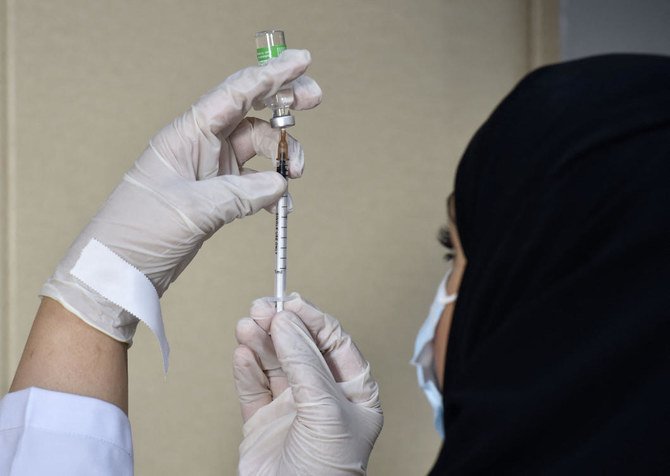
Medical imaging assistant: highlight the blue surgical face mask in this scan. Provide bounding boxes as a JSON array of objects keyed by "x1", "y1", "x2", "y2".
[{"x1": 411, "y1": 265, "x2": 458, "y2": 439}]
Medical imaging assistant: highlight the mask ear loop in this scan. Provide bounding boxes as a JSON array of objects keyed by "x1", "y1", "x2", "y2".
[
  {"x1": 438, "y1": 293, "x2": 458, "y2": 307},
  {"x1": 439, "y1": 260, "x2": 458, "y2": 306}
]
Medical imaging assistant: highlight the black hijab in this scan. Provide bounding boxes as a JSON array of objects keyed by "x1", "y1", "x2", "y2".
[{"x1": 430, "y1": 54, "x2": 670, "y2": 474}]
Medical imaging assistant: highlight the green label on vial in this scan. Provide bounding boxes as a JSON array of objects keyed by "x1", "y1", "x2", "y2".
[{"x1": 257, "y1": 45, "x2": 287, "y2": 65}]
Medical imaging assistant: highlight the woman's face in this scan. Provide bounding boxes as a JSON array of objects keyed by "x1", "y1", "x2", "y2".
[{"x1": 434, "y1": 193, "x2": 467, "y2": 390}]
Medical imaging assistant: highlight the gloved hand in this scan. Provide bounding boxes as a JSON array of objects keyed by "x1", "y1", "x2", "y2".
[
  {"x1": 41, "y1": 50, "x2": 322, "y2": 343},
  {"x1": 233, "y1": 294, "x2": 383, "y2": 475}
]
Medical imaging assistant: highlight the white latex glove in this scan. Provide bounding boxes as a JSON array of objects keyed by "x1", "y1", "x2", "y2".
[
  {"x1": 233, "y1": 294, "x2": 383, "y2": 475},
  {"x1": 41, "y1": 50, "x2": 322, "y2": 343}
]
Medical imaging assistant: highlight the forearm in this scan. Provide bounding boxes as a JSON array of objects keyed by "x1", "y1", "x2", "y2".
[{"x1": 9, "y1": 297, "x2": 129, "y2": 413}]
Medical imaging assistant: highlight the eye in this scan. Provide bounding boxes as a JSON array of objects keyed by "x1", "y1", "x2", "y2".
[{"x1": 438, "y1": 226, "x2": 455, "y2": 261}]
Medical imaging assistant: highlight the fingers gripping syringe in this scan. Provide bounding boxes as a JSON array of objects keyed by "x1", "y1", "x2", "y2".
[{"x1": 256, "y1": 30, "x2": 295, "y2": 311}]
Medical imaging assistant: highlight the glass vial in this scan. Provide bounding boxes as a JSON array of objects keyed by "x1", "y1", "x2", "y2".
[{"x1": 255, "y1": 30, "x2": 295, "y2": 128}]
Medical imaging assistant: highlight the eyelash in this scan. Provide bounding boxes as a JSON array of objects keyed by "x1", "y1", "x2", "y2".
[{"x1": 437, "y1": 226, "x2": 455, "y2": 261}]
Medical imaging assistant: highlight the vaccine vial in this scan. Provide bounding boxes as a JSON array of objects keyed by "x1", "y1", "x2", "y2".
[{"x1": 255, "y1": 30, "x2": 295, "y2": 128}]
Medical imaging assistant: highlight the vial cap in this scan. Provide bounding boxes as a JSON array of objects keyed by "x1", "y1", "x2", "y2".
[{"x1": 270, "y1": 115, "x2": 295, "y2": 129}]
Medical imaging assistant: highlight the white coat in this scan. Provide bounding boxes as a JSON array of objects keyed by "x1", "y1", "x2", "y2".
[{"x1": 0, "y1": 387, "x2": 133, "y2": 475}]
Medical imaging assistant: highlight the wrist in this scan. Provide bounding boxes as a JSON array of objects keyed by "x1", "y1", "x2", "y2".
[{"x1": 40, "y1": 274, "x2": 139, "y2": 344}]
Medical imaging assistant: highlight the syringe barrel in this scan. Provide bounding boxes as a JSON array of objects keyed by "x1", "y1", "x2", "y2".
[{"x1": 275, "y1": 192, "x2": 289, "y2": 311}]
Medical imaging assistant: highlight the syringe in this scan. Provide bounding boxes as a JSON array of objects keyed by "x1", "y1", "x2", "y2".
[
  {"x1": 255, "y1": 29, "x2": 295, "y2": 312},
  {"x1": 274, "y1": 130, "x2": 289, "y2": 311}
]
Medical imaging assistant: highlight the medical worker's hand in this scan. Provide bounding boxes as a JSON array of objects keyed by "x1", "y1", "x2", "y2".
[
  {"x1": 40, "y1": 50, "x2": 322, "y2": 343},
  {"x1": 233, "y1": 295, "x2": 383, "y2": 475}
]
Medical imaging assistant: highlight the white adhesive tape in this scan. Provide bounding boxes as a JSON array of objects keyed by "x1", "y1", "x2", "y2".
[{"x1": 70, "y1": 238, "x2": 170, "y2": 373}]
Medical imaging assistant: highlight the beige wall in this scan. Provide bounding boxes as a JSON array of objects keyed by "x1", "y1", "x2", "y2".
[{"x1": 0, "y1": 1, "x2": 557, "y2": 474}]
